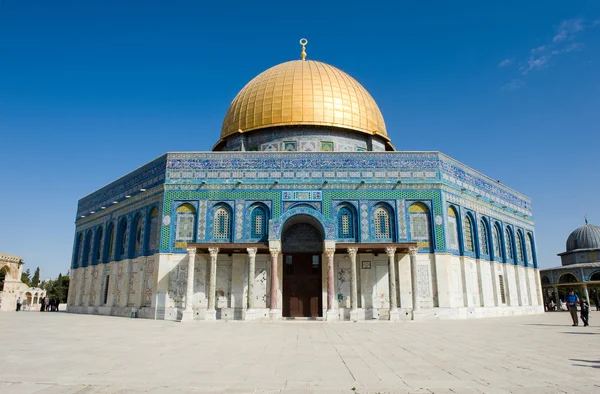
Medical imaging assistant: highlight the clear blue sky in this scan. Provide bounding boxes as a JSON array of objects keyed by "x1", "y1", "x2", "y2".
[{"x1": 1, "y1": 1, "x2": 599, "y2": 278}]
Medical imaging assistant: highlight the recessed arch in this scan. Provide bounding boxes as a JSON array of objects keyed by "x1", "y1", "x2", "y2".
[
  {"x1": 408, "y1": 202, "x2": 431, "y2": 250},
  {"x1": 116, "y1": 217, "x2": 128, "y2": 259},
  {"x1": 211, "y1": 203, "x2": 232, "y2": 242},
  {"x1": 505, "y1": 226, "x2": 515, "y2": 262},
  {"x1": 478, "y1": 218, "x2": 490, "y2": 258},
  {"x1": 463, "y1": 213, "x2": 475, "y2": 253},
  {"x1": 281, "y1": 214, "x2": 325, "y2": 254},
  {"x1": 558, "y1": 273, "x2": 579, "y2": 283},
  {"x1": 93, "y1": 226, "x2": 103, "y2": 265},
  {"x1": 248, "y1": 202, "x2": 269, "y2": 241},
  {"x1": 146, "y1": 207, "x2": 160, "y2": 252},
  {"x1": 446, "y1": 205, "x2": 460, "y2": 252},
  {"x1": 541, "y1": 275, "x2": 551, "y2": 285},
  {"x1": 0, "y1": 265, "x2": 9, "y2": 291},
  {"x1": 336, "y1": 203, "x2": 357, "y2": 241},
  {"x1": 131, "y1": 212, "x2": 143, "y2": 257},
  {"x1": 104, "y1": 222, "x2": 115, "y2": 263},
  {"x1": 515, "y1": 229, "x2": 525, "y2": 265},
  {"x1": 372, "y1": 202, "x2": 395, "y2": 241},
  {"x1": 176, "y1": 203, "x2": 197, "y2": 242},
  {"x1": 82, "y1": 230, "x2": 93, "y2": 267},
  {"x1": 73, "y1": 232, "x2": 83, "y2": 269},
  {"x1": 589, "y1": 271, "x2": 600, "y2": 281},
  {"x1": 492, "y1": 222, "x2": 503, "y2": 261}
]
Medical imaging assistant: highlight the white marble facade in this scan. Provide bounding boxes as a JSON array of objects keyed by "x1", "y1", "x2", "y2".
[{"x1": 67, "y1": 248, "x2": 544, "y2": 321}]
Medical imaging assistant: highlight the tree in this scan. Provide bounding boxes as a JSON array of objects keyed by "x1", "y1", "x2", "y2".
[
  {"x1": 21, "y1": 269, "x2": 32, "y2": 287},
  {"x1": 32, "y1": 267, "x2": 40, "y2": 287},
  {"x1": 43, "y1": 272, "x2": 70, "y2": 303}
]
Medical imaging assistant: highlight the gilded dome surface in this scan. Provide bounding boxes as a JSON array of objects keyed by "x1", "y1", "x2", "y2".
[{"x1": 220, "y1": 60, "x2": 387, "y2": 140}]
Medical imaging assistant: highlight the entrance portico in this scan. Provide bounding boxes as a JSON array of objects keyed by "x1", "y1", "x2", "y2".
[{"x1": 182, "y1": 239, "x2": 418, "y2": 321}]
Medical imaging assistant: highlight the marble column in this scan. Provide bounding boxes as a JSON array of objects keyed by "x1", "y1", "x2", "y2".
[
  {"x1": 325, "y1": 248, "x2": 337, "y2": 320},
  {"x1": 205, "y1": 247, "x2": 219, "y2": 320},
  {"x1": 553, "y1": 285, "x2": 560, "y2": 307},
  {"x1": 180, "y1": 248, "x2": 197, "y2": 322},
  {"x1": 583, "y1": 284, "x2": 590, "y2": 303},
  {"x1": 268, "y1": 247, "x2": 281, "y2": 320},
  {"x1": 386, "y1": 246, "x2": 400, "y2": 321},
  {"x1": 247, "y1": 248, "x2": 257, "y2": 309},
  {"x1": 347, "y1": 247, "x2": 360, "y2": 321},
  {"x1": 410, "y1": 247, "x2": 420, "y2": 318},
  {"x1": 243, "y1": 248, "x2": 261, "y2": 321}
]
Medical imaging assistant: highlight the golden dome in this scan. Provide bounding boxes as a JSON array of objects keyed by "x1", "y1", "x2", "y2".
[{"x1": 220, "y1": 60, "x2": 388, "y2": 140}]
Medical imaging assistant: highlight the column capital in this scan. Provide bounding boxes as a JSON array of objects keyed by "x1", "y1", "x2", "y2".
[
  {"x1": 269, "y1": 247, "x2": 280, "y2": 258},
  {"x1": 347, "y1": 247, "x2": 358, "y2": 259},
  {"x1": 208, "y1": 247, "x2": 219, "y2": 258},
  {"x1": 385, "y1": 246, "x2": 396, "y2": 257},
  {"x1": 246, "y1": 247, "x2": 258, "y2": 258},
  {"x1": 186, "y1": 247, "x2": 197, "y2": 256},
  {"x1": 325, "y1": 248, "x2": 336, "y2": 258},
  {"x1": 409, "y1": 247, "x2": 418, "y2": 257}
]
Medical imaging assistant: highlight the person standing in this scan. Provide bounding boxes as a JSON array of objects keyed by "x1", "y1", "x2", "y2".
[
  {"x1": 16, "y1": 297, "x2": 22, "y2": 311},
  {"x1": 40, "y1": 297, "x2": 46, "y2": 312},
  {"x1": 594, "y1": 290, "x2": 600, "y2": 312},
  {"x1": 566, "y1": 289, "x2": 579, "y2": 326},
  {"x1": 580, "y1": 298, "x2": 590, "y2": 327}
]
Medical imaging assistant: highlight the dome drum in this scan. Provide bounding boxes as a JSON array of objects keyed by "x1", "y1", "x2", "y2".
[{"x1": 214, "y1": 125, "x2": 391, "y2": 152}]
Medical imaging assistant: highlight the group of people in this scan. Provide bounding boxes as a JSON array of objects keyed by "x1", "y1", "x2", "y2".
[
  {"x1": 14, "y1": 296, "x2": 60, "y2": 312},
  {"x1": 40, "y1": 297, "x2": 60, "y2": 311},
  {"x1": 565, "y1": 289, "x2": 590, "y2": 327}
]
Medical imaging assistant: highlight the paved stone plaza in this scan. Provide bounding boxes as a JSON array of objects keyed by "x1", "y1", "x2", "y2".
[{"x1": 0, "y1": 312, "x2": 599, "y2": 393}]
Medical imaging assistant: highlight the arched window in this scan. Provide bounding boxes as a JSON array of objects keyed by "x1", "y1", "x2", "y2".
[
  {"x1": 590, "y1": 272, "x2": 600, "y2": 281},
  {"x1": 408, "y1": 202, "x2": 431, "y2": 248},
  {"x1": 73, "y1": 233, "x2": 83, "y2": 268},
  {"x1": 479, "y1": 220, "x2": 489, "y2": 255},
  {"x1": 83, "y1": 230, "x2": 92, "y2": 267},
  {"x1": 447, "y1": 207, "x2": 459, "y2": 251},
  {"x1": 526, "y1": 233, "x2": 535, "y2": 267},
  {"x1": 94, "y1": 227, "x2": 103, "y2": 263},
  {"x1": 106, "y1": 223, "x2": 115, "y2": 262},
  {"x1": 516, "y1": 231, "x2": 524, "y2": 263},
  {"x1": 148, "y1": 208, "x2": 159, "y2": 252},
  {"x1": 133, "y1": 214, "x2": 143, "y2": 255},
  {"x1": 176, "y1": 203, "x2": 196, "y2": 241},
  {"x1": 214, "y1": 206, "x2": 230, "y2": 239},
  {"x1": 505, "y1": 228, "x2": 514, "y2": 261},
  {"x1": 337, "y1": 206, "x2": 356, "y2": 240},
  {"x1": 464, "y1": 215, "x2": 474, "y2": 252},
  {"x1": 374, "y1": 206, "x2": 392, "y2": 239},
  {"x1": 117, "y1": 219, "x2": 128, "y2": 258},
  {"x1": 541, "y1": 276, "x2": 551, "y2": 285},
  {"x1": 250, "y1": 206, "x2": 267, "y2": 240},
  {"x1": 493, "y1": 224, "x2": 502, "y2": 260}
]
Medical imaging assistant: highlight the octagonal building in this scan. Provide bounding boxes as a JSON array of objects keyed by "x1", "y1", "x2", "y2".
[{"x1": 67, "y1": 44, "x2": 544, "y2": 321}]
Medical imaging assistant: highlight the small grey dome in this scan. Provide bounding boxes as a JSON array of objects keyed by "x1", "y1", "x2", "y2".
[{"x1": 566, "y1": 223, "x2": 600, "y2": 252}]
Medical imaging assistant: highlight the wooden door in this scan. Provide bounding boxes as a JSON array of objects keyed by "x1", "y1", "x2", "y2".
[{"x1": 283, "y1": 254, "x2": 322, "y2": 317}]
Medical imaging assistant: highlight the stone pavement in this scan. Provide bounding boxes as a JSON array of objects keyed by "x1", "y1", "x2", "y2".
[{"x1": 0, "y1": 312, "x2": 599, "y2": 393}]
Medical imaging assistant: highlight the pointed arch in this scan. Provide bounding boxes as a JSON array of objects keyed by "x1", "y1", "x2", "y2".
[
  {"x1": 505, "y1": 227, "x2": 515, "y2": 262},
  {"x1": 147, "y1": 207, "x2": 160, "y2": 252},
  {"x1": 526, "y1": 233, "x2": 536, "y2": 268},
  {"x1": 176, "y1": 203, "x2": 196, "y2": 241},
  {"x1": 408, "y1": 202, "x2": 431, "y2": 249},
  {"x1": 116, "y1": 218, "x2": 128, "y2": 259},
  {"x1": 463, "y1": 214, "x2": 475, "y2": 253},
  {"x1": 82, "y1": 230, "x2": 93, "y2": 267},
  {"x1": 446, "y1": 206, "x2": 460, "y2": 252},
  {"x1": 93, "y1": 226, "x2": 103, "y2": 264},
  {"x1": 211, "y1": 203, "x2": 232, "y2": 241},
  {"x1": 73, "y1": 232, "x2": 83, "y2": 269},
  {"x1": 492, "y1": 222, "x2": 502, "y2": 261},
  {"x1": 131, "y1": 213, "x2": 143, "y2": 257},
  {"x1": 104, "y1": 222, "x2": 115, "y2": 263},
  {"x1": 336, "y1": 203, "x2": 357, "y2": 241},
  {"x1": 372, "y1": 202, "x2": 394, "y2": 240},
  {"x1": 249, "y1": 203, "x2": 269, "y2": 241},
  {"x1": 516, "y1": 229, "x2": 525, "y2": 264},
  {"x1": 478, "y1": 219, "x2": 490, "y2": 257}
]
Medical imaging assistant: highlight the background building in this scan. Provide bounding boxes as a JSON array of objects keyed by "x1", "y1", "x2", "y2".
[
  {"x1": 67, "y1": 43, "x2": 543, "y2": 321},
  {"x1": 540, "y1": 220, "x2": 600, "y2": 305},
  {"x1": 0, "y1": 253, "x2": 46, "y2": 311}
]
